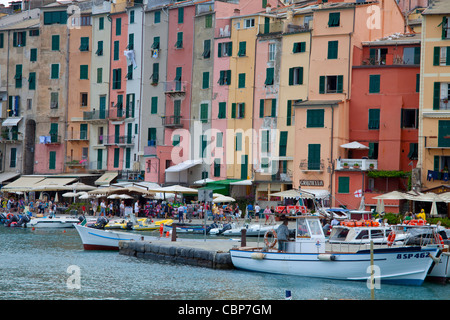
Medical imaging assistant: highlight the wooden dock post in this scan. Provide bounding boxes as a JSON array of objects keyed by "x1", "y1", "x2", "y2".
[
  {"x1": 241, "y1": 228, "x2": 246, "y2": 247},
  {"x1": 171, "y1": 223, "x2": 177, "y2": 242}
]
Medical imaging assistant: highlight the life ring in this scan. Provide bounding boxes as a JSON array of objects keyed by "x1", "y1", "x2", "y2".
[
  {"x1": 387, "y1": 232, "x2": 396, "y2": 247},
  {"x1": 6, "y1": 213, "x2": 13, "y2": 219},
  {"x1": 435, "y1": 234, "x2": 444, "y2": 247},
  {"x1": 264, "y1": 230, "x2": 278, "y2": 249}
]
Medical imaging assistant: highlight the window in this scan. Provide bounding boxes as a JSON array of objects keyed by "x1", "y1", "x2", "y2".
[
  {"x1": 116, "y1": 18, "x2": 122, "y2": 36},
  {"x1": 293, "y1": 42, "x2": 306, "y2": 53},
  {"x1": 269, "y1": 43, "x2": 276, "y2": 61},
  {"x1": 403, "y1": 47, "x2": 420, "y2": 65},
  {"x1": 327, "y1": 41, "x2": 338, "y2": 59},
  {"x1": 231, "y1": 103, "x2": 245, "y2": 119},
  {"x1": 218, "y1": 102, "x2": 226, "y2": 119},
  {"x1": 401, "y1": 109, "x2": 418, "y2": 129},
  {"x1": 154, "y1": 11, "x2": 161, "y2": 24},
  {"x1": 368, "y1": 109, "x2": 380, "y2": 130},
  {"x1": 130, "y1": 10, "x2": 135, "y2": 24},
  {"x1": 97, "y1": 68, "x2": 102, "y2": 83},
  {"x1": 369, "y1": 75, "x2": 380, "y2": 93},
  {"x1": 114, "y1": 148, "x2": 120, "y2": 168},
  {"x1": 28, "y1": 72, "x2": 36, "y2": 90},
  {"x1": 441, "y1": 17, "x2": 450, "y2": 40},
  {"x1": 244, "y1": 18, "x2": 255, "y2": 28},
  {"x1": 433, "y1": 82, "x2": 450, "y2": 110},
  {"x1": 338, "y1": 177, "x2": 349, "y2": 193},
  {"x1": 0, "y1": 33, "x2": 3, "y2": 48},
  {"x1": 29, "y1": 29, "x2": 39, "y2": 37},
  {"x1": 172, "y1": 134, "x2": 180, "y2": 146},
  {"x1": 261, "y1": 130, "x2": 270, "y2": 153},
  {"x1": 14, "y1": 64, "x2": 22, "y2": 88},
  {"x1": 238, "y1": 41, "x2": 246, "y2": 57},
  {"x1": 259, "y1": 99, "x2": 276, "y2": 118},
  {"x1": 319, "y1": 75, "x2": 343, "y2": 93},
  {"x1": 416, "y1": 73, "x2": 420, "y2": 93},
  {"x1": 99, "y1": 17, "x2": 104, "y2": 30},
  {"x1": 50, "y1": 123, "x2": 58, "y2": 143},
  {"x1": 126, "y1": 64, "x2": 133, "y2": 80},
  {"x1": 205, "y1": 14, "x2": 212, "y2": 28},
  {"x1": 51, "y1": 35, "x2": 59, "y2": 51},
  {"x1": 265, "y1": 68, "x2": 274, "y2": 85},
  {"x1": 200, "y1": 135, "x2": 207, "y2": 157},
  {"x1": 30, "y1": 48, "x2": 37, "y2": 61},
  {"x1": 48, "y1": 151, "x2": 56, "y2": 170},
  {"x1": 238, "y1": 73, "x2": 245, "y2": 88},
  {"x1": 200, "y1": 103, "x2": 208, "y2": 123},
  {"x1": 289, "y1": 67, "x2": 303, "y2": 85},
  {"x1": 216, "y1": 132, "x2": 223, "y2": 147},
  {"x1": 175, "y1": 32, "x2": 183, "y2": 48},
  {"x1": 178, "y1": 7, "x2": 184, "y2": 24},
  {"x1": 96, "y1": 41, "x2": 103, "y2": 56},
  {"x1": 287, "y1": 100, "x2": 293, "y2": 126},
  {"x1": 128, "y1": 33, "x2": 134, "y2": 50},
  {"x1": 218, "y1": 42, "x2": 232, "y2": 57},
  {"x1": 328, "y1": 12, "x2": 340, "y2": 27},
  {"x1": 218, "y1": 70, "x2": 231, "y2": 85},
  {"x1": 114, "y1": 41, "x2": 119, "y2": 60},
  {"x1": 368, "y1": 142, "x2": 378, "y2": 159},
  {"x1": 50, "y1": 92, "x2": 58, "y2": 109},
  {"x1": 306, "y1": 109, "x2": 325, "y2": 128},
  {"x1": 151, "y1": 63, "x2": 159, "y2": 84},
  {"x1": 279, "y1": 131, "x2": 288, "y2": 157},
  {"x1": 79, "y1": 37, "x2": 89, "y2": 51},
  {"x1": 12, "y1": 31, "x2": 26, "y2": 47},
  {"x1": 370, "y1": 48, "x2": 388, "y2": 65},
  {"x1": 80, "y1": 65, "x2": 88, "y2": 80},
  {"x1": 408, "y1": 143, "x2": 418, "y2": 160},
  {"x1": 51, "y1": 64, "x2": 59, "y2": 79},
  {"x1": 80, "y1": 123, "x2": 88, "y2": 140},
  {"x1": 307, "y1": 144, "x2": 321, "y2": 170},
  {"x1": 235, "y1": 133, "x2": 242, "y2": 151},
  {"x1": 43, "y1": 11, "x2": 68, "y2": 25},
  {"x1": 80, "y1": 93, "x2": 88, "y2": 107},
  {"x1": 151, "y1": 97, "x2": 158, "y2": 114},
  {"x1": 112, "y1": 68, "x2": 122, "y2": 90},
  {"x1": 433, "y1": 46, "x2": 450, "y2": 66},
  {"x1": 213, "y1": 159, "x2": 221, "y2": 177},
  {"x1": 438, "y1": 120, "x2": 450, "y2": 147},
  {"x1": 152, "y1": 36, "x2": 160, "y2": 50},
  {"x1": 203, "y1": 39, "x2": 211, "y2": 58},
  {"x1": 202, "y1": 72, "x2": 209, "y2": 89}
]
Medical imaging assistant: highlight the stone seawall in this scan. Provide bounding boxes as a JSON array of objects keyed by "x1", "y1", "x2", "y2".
[{"x1": 119, "y1": 240, "x2": 234, "y2": 269}]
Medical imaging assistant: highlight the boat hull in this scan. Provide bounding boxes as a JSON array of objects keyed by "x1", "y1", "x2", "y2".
[
  {"x1": 230, "y1": 246, "x2": 439, "y2": 286},
  {"x1": 74, "y1": 224, "x2": 155, "y2": 250},
  {"x1": 29, "y1": 217, "x2": 80, "y2": 228}
]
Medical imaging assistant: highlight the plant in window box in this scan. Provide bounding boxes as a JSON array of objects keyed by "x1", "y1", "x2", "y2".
[
  {"x1": 369, "y1": 163, "x2": 375, "y2": 170},
  {"x1": 353, "y1": 163, "x2": 360, "y2": 169},
  {"x1": 343, "y1": 162, "x2": 349, "y2": 169}
]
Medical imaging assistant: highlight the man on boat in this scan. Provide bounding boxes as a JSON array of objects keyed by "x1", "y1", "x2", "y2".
[{"x1": 276, "y1": 217, "x2": 290, "y2": 252}]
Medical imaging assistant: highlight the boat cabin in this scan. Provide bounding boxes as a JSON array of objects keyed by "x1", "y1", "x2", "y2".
[
  {"x1": 283, "y1": 216, "x2": 326, "y2": 253},
  {"x1": 328, "y1": 225, "x2": 392, "y2": 244}
]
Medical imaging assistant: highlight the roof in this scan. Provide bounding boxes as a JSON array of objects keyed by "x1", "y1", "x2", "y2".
[
  {"x1": 422, "y1": 0, "x2": 450, "y2": 15},
  {"x1": 362, "y1": 33, "x2": 421, "y2": 46},
  {"x1": 294, "y1": 100, "x2": 342, "y2": 107},
  {"x1": 0, "y1": 8, "x2": 39, "y2": 29}
]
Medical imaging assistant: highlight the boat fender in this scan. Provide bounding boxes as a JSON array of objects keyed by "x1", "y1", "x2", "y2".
[
  {"x1": 317, "y1": 254, "x2": 336, "y2": 261},
  {"x1": 251, "y1": 252, "x2": 266, "y2": 260},
  {"x1": 387, "y1": 232, "x2": 396, "y2": 247},
  {"x1": 435, "y1": 234, "x2": 445, "y2": 248},
  {"x1": 264, "y1": 230, "x2": 278, "y2": 249}
]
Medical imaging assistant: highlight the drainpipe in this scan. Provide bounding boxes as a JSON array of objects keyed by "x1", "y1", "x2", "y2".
[{"x1": 64, "y1": 24, "x2": 71, "y2": 173}]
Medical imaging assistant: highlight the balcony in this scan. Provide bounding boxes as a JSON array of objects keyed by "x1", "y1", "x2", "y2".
[
  {"x1": 66, "y1": 131, "x2": 89, "y2": 141},
  {"x1": 0, "y1": 132, "x2": 22, "y2": 144},
  {"x1": 144, "y1": 140, "x2": 157, "y2": 157},
  {"x1": 299, "y1": 159, "x2": 325, "y2": 172},
  {"x1": 83, "y1": 110, "x2": 109, "y2": 122},
  {"x1": 65, "y1": 159, "x2": 88, "y2": 168},
  {"x1": 164, "y1": 81, "x2": 187, "y2": 97},
  {"x1": 104, "y1": 135, "x2": 135, "y2": 146},
  {"x1": 336, "y1": 159, "x2": 378, "y2": 171},
  {"x1": 162, "y1": 115, "x2": 183, "y2": 128},
  {"x1": 40, "y1": 134, "x2": 61, "y2": 145},
  {"x1": 258, "y1": 21, "x2": 284, "y2": 36},
  {"x1": 87, "y1": 161, "x2": 108, "y2": 171},
  {"x1": 117, "y1": 170, "x2": 144, "y2": 182}
]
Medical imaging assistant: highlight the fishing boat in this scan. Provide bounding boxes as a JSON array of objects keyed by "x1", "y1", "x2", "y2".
[
  {"x1": 328, "y1": 221, "x2": 405, "y2": 245},
  {"x1": 220, "y1": 222, "x2": 282, "y2": 237},
  {"x1": 230, "y1": 215, "x2": 440, "y2": 286}
]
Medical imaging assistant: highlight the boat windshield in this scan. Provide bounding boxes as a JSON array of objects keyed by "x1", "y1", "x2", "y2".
[
  {"x1": 297, "y1": 219, "x2": 310, "y2": 238},
  {"x1": 329, "y1": 227, "x2": 349, "y2": 241},
  {"x1": 355, "y1": 229, "x2": 369, "y2": 240},
  {"x1": 309, "y1": 219, "x2": 323, "y2": 237},
  {"x1": 371, "y1": 229, "x2": 385, "y2": 239}
]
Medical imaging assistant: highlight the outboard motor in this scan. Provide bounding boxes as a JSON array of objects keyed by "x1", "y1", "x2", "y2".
[
  {"x1": 4, "y1": 214, "x2": 18, "y2": 227},
  {"x1": 92, "y1": 216, "x2": 109, "y2": 229},
  {"x1": 218, "y1": 223, "x2": 232, "y2": 235},
  {"x1": 16, "y1": 214, "x2": 31, "y2": 228},
  {"x1": 126, "y1": 221, "x2": 133, "y2": 230}
]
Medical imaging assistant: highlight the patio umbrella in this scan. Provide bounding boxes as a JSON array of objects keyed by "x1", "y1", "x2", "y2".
[
  {"x1": 213, "y1": 195, "x2": 236, "y2": 203},
  {"x1": 88, "y1": 186, "x2": 120, "y2": 195},
  {"x1": 430, "y1": 201, "x2": 439, "y2": 216},
  {"x1": 54, "y1": 192, "x2": 59, "y2": 203},
  {"x1": 78, "y1": 193, "x2": 93, "y2": 200},
  {"x1": 193, "y1": 178, "x2": 215, "y2": 185},
  {"x1": 373, "y1": 191, "x2": 408, "y2": 200},
  {"x1": 119, "y1": 194, "x2": 134, "y2": 199},
  {"x1": 62, "y1": 192, "x2": 78, "y2": 198},
  {"x1": 375, "y1": 199, "x2": 385, "y2": 214},
  {"x1": 107, "y1": 194, "x2": 121, "y2": 199},
  {"x1": 65, "y1": 182, "x2": 97, "y2": 192},
  {"x1": 270, "y1": 189, "x2": 300, "y2": 199},
  {"x1": 157, "y1": 185, "x2": 199, "y2": 194}
]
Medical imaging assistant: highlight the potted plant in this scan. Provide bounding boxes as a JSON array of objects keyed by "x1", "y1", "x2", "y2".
[
  {"x1": 343, "y1": 163, "x2": 349, "y2": 169},
  {"x1": 353, "y1": 163, "x2": 360, "y2": 169},
  {"x1": 369, "y1": 163, "x2": 375, "y2": 170}
]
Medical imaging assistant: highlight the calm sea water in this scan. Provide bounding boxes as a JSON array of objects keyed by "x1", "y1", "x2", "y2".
[{"x1": 0, "y1": 226, "x2": 449, "y2": 300}]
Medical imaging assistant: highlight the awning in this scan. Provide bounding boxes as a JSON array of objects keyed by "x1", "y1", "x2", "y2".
[
  {"x1": 95, "y1": 171, "x2": 119, "y2": 185},
  {"x1": 230, "y1": 179, "x2": 253, "y2": 186},
  {"x1": 32, "y1": 178, "x2": 77, "y2": 191},
  {"x1": 165, "y1": 159, "x2": 202, "y2": 173},
  {"x1": 1, "y1": 176, "x2": 46, "y2": 192},
  {"x1": 340, "y1": 141, "x2": 369, "y2": 149},
  {"x1": 301, "y1": 189, "x2": 330, "y2": 200},
  {"x1": 2, "y1": 117, "x2": 22, "y2": 126},
  {"x1": 0, "y1": 172, "x2": 20, "y2": 184}
]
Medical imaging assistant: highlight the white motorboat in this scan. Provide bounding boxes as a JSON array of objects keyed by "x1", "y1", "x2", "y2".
[
  {"x1": 230, "y1": 215, "x2": 440, "y2": 286},
  {"x1": 328, "y1": 223, "x2": 407, "y2": 245},
  {"x1": 220, "y1": 222, "x2": 281, "y2": 237},
  {"x1": 29, "y1": 215, "x2": 81, "y2": 228}
]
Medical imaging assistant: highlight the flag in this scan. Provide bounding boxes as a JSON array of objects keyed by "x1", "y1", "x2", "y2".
[{"x1": 354, "y1": 189, "x2": 362, "y2": 198}]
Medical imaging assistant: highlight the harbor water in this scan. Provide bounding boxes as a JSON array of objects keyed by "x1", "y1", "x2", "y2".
[{"x1": 1, "y1": 226, "x2": 449, "y2": 300}]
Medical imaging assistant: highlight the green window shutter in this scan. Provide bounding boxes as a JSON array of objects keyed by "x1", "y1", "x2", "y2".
[
  {"x1": 51, "y1": 35, "x2": 59, "y2": 51},
  {"x1": 148, "y1": 128, "x2": 157, "y2": 144},
  {"x1": 338, "y1": 177, "x2": 350, "y2": 193},
  {"x1": 28, "y1": 72, "x2": 36, "y2": 90},
  {"x1": 203, "y1": 39, "x2": 210, "y2": 58},
  {"x1": 259, "y1": 99, "x2": 264, "y2": 118},
  {"x1": 298, "y1": 67, "x2": 304, "y2": 85},
  {"x1": 434, "y1": 155, "x2": 440, "y2": 171},
  {"x1": 116, "y1": 18, "x2": 121, "y2": 36},
  {"x1": 0, "y1": 33, "x2": 3, "y2": 48},
  {"x1": 416, "y1": 74, "x2": 420, "y2": 93},
  {"x1": 176, "y1": 32, "x2": 183, "y2": 48},
  {"x1": 261, "y1": 130, "x2": 269, "y2": 153},
  {"x1": 205, "y1": 14, "x2": 212, "y2": 28},
  {"x1": 442, "y1": 17, "x2": 448, "y2": 40},
  {"x1": 30, "y1": 48, "x2": 37, "y2": 61},
  {"x1": 414, "y1": 47, "x2": 420, "y2": 64},
  {"x1": 152, "y1": 63, "x2": 159, "y2": 83},
  {"x1": 14, "y1": 64, "x2": 22, "y2": 88},
  {"x1": 447, "y1": 47, "x2": 450, "y2": 66},
  {"x1": 97, "y1": 68, "x2": 102, "y2": 83},
  {"x1": 151, "y1": 96, "x2": 158, "y2": 114},
  {"x1": 99, "y1": 17, "x2": 104, "y2": 30},
  {"x1": 238, "y1": 41, "x2": 246, "y2": 56},
  {"x1": 51, "y1": 64, "x2": 59, "y2": 79},
  {"x1": 200, "y1": 135, "x2": 207, "y2": 157},
  {"x1": 152, "y1": 36, "x2": 160, "y2": 49},
  {"x1": 307, "y1": 109, "x2": 325, "y2": 128},
  {"x1": 125, "y1": 148, "x2": 131, "y2": 168},
  {"x1": 328, "y1": 12, "x2": 340, "y2": 27},
  {"x1": 10, "y1": 148, "x2": 17, "y2": 168},
  {"x1": 178, "y1": 7, "x2": 184, "y2": 24},
  {"x1": 438, "y1": 120, "x2": 450, "y2": 147},
  {"x1": 369, "y1": 75, "x2": 380, "y2": 93},
  {"x1": 154, "y1": 11, "x2": 161, "y2": 24},
  {"x1": 126, "y1": 64, "x2": 133, "y2": 80},
  {"x1": 231, "y1": 103, "x2": 236, "y2": 118},
  {"x1": 279, "y1": 131, "x2": 288, "y2": 157},
  {"x1": 288, "y1": 68, "x2": 294, "y2": 86},
  {"x1": 114, "y1": 125, "x2": 120, "y2": 144},
  {"x1": 200, "y1": 103, "x2": 208, "y2": 123},
  {"x1": 128, "y1": 33, "x2": 134, "y2": 50},
  {"x1": 287, "y1": 100, "x2": 292, "y2": 126},
  {"x1": 216, "y1": 132, "x2": 223, "y2": 148},
  {"x1": 227, "y1": 42, "x2": 232, "y2": 56},
  {"x1": 202, "y1": 72, "x2": 209, "y2": 89},
  {"x1": 226, "y1": 70, "x2": 231, "y2": 85},
  {"x1": 80, "y1": 37, "x2": 89, "y2": 51},
  {"x1": 114, "y1": 41, "x2": 119, "y2": 60},
  {"x1": 172, "y1": 134, "x2": 180, "y2": 146},
  {"x1": 218, "y1": 102, "x2": 226, "y2": 119},
  {"x1": 96, "y1": 41, "x2": 103, "y2": 56},
  {"x1": 337, "y1": 75, "x2": 344, "y2": 93},
  {"x1": 235, "y1": 133, "x2": 242, "y2": 151},
  {"x1": 130, "y1": 10, "x2": 135, "y2": 24},
  {"x1": 319, "y1": 76, "x2": 325, "y2": 94},
  {"x1": 114, "y1": 148, "x2": 120, "y2": 168},
  {"x1": 265, "y1": 67, "x2": 274, "y2": 85},
  {"x1": 238, "y1": 73, "x2": 245, "y2": 88},
  {"x1": 271, "y1": 99, "x2": 277, "y2": 117},
  {"x1": 175, "y1": 67, "x2": 182, "y2": 81},
  {"x1": 327, "y1": 40, "x2": 338, "y2": 59},
  {"x1": 97, "y1": 149, "x2": 103, "y2": 170},
  {"x1": 80, "y1": 65, "x2": 88, "y2": 80},
  {"x1": 12, "y1": 32, "x2": 17, "y2": 47},
  {"x1": 217, "y1": 43, "x2": 222, "y2": 58},
  {"x1": 434, "y1": 82, "x2": 441, "y2": 110},
  {"x1": 50, "y1": 123, "x2": 58, "y2": 142},
  {"x1": 433, "y1": 46, "x2": 440, "y2": 66},
  {"x1": 368, "y1": 109, "x2": 380, "y2": 129},
  {"x1": 49, "y1": 151, "x2": 56, "y2": 170},
  {"x1": 214, "y1": 159, "x2": 221, "y2": 177},
  {"x1": 80, "y1": 124, "x2": 88, "y2": 139},
  {"x1": 307, "y1": 144, "x2": 321, "y2": 170}
]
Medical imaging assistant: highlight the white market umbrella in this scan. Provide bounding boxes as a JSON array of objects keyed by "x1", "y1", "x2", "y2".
[
  {"x1": 373, "y1": 191, "x2": 408, "y2": 200},
  {"x1": 270, "y1": 189, "x2": 300, "y2": 199},
  {"x1": 62, "y1": 192, "x2": 78, "y2": 198},
  {"x1": 430, "y1": 201, "x2": 438, "y2": 216},
  {"x1": 376, "y1": 199, "x2": 385, "y2": 214},
  {"x1": 78, "y1": 194, "x2": 93, "y2": 200},
  {"x1": 54, "y1": 192, "x2": 59, "y2": 203},
  {"x1": 119, "y1": 194, "x2": 133, "y2": 199},
  {"x1": 107, "y1": 194, "x2": 121, "y2": 199},
  {"x1": 157, "y1": 185, "x2": 199, "y2": 194},
  {"x1": 213, "y1": 195, "x2": 236, "y2": 203}
]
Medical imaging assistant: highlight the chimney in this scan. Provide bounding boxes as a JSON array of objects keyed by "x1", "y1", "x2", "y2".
[{"x1": 234, "y1": 8, "x2": 240, "y2": 16}]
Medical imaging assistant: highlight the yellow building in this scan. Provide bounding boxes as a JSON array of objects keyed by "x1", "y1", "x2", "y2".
[{"x1": 418, "y1": 0, "x2": 450, "y2": 191}]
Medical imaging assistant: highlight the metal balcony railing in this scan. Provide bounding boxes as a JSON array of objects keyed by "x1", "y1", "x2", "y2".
[{"x1": 162, "y1": 115, "x2": 183, "y2": 128}]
